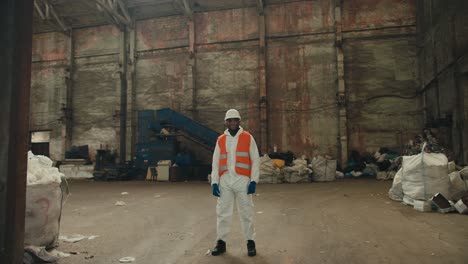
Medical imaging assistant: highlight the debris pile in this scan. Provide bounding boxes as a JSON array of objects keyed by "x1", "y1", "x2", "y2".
[
  {"x1": 387, "y1": 144, "x2": 468, "y2": 214},
  {"x1": 25, "y1": 151, "x2": 65, "y2": 255},
  {"x1": 259, "y1": 152, "x2": 337, "y2": 183},
  {"x1": 27, "y1": 151, "x2": 63, "y2": 185}
]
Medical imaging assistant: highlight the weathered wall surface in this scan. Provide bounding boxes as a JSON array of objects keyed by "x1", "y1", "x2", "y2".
[
  {"x1": 194, "y1": 8, "x2": 260, "y2": 138},
  {"x1": 266, "y1": 0, "x2": 334, "y2": 36},
  {"x1": 417, "y1": 0, "x2": 468, "y2": 164},
  {"x1": 30, "y1": 32, "x2": 68, "y2": 160},
  {"x1": 267, "y1": 37, "x2": 338, "y2": 157},
  {"x1": 30, "y1": 0, "x2": 424, "y2": 165},
  {"x1": 72, "y1": 26, "x2": 121, "y2": 160},
  {"x1": 343, "y1": 0, "x2": 422, "y2": 154},
  {"x1": 344, "y1": 36, "x2": 421, "y2": 153},
  {"x1": 265, "y1": 1, "x2": 338, "y2": 158}
]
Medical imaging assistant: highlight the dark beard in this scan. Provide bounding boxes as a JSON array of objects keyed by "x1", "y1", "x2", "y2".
[{"x1": 228, "y1": 127, "x2": 240, "y2": 137}]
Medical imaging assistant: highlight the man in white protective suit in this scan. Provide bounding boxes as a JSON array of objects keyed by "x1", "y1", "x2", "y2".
[{"x1": 210, "y1": 109, "x2": 260, "y2": 257}]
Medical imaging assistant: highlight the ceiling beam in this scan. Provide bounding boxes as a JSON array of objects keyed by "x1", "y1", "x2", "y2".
[
  {"x1": 34, "y1": 1, "x2": 46, "y2": 20},
  {"x1": 93, "y1": 0, "x2": 131, "y2": 29},
  {"x1": 116, "y1": 0, "x2": 132, "y2": 24},
  {"x1": 34, "y1": 0, "x2": 70, "y2": 32},
  {"x1": 181, "y1": 0, "x2": 193, "y2": 18},
  {"x1": 257, "y1": 0, "x2": 264, "y2": 15}
]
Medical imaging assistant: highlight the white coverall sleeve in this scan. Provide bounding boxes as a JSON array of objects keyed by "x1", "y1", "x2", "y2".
[
  {"x1": 249, "y1": 135, "x2": 260, "y2": 183},
  {"x1": 211, "y1": 140, "x2": 220, "y2": 185}
]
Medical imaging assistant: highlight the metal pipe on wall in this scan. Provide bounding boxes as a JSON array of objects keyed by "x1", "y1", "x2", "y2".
[
  {"x1": 65, "y1": 29, "x2": 74, "y2": 152},
  {"x1": 119, "y1": 28, "x2": 128, "y2": 164}
]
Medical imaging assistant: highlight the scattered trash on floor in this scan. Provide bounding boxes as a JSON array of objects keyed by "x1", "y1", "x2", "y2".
[
  {"x1": 154, "y1": 194, "x2": 161, "y2": 198},
  {"x1": 48, "y1": 249, "x2": 70, "y2": 258},
  {"x1": 23, "y1": 246, "x2": 59, "y2": 264},
  {"x1": 430, "y1": 193, "x2": 455, "y2": 213},
  {"x1": 88, "y1": 235, "x2": 99, "y2": 240},
  {"x1": 119, "y1": 256, "x2": 136, "y2": 262},
  {"x1": 115, "y1": 201, "x2": 127, "y2": 206},
  {"x1": 121, "y1": 192, "x2": 129, "y2": 195},
  {"x1": 454, "y1": 197, "x2": 468, "y2": 214},
  {"x1": 85, "y1": 255, "x2": 94, "y2": 259},
  {"x1": 205, "y1": 249, "x2": 211, "y2": 255},
  {"x1": 256, "y1": 211, "x2": 263, "y2": 214},
  {"x1": 413, "y1": 200, "x2": 432, "y2": 212},
  {"x1": 59, "y1": 234, "x2": 86, "y2": 243}
]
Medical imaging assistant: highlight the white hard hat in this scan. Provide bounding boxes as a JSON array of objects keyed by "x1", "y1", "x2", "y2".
[{"x1": 225, "y1": 109, "x2": 241, "y2": 120}]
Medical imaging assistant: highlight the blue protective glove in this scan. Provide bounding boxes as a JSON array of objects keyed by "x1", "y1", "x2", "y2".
[
  {"x1": 247, "y1": 181, "x2": 256, "y2": 194},
  {"x1": 212, "y1": 183, "x2": 220, "y2": 197}
]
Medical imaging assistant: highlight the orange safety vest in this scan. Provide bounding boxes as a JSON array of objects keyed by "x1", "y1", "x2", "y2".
[{"x1": 218, "y1": 131, "x2": 252, "y2": 178}]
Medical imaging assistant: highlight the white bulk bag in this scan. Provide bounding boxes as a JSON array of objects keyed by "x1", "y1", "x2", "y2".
[
  {"x1": 388, "y1": 168, "x2": 403, "y2": 201},
  {"x1": 401, "y1": 143, "x2": 449, "y2": 204}
]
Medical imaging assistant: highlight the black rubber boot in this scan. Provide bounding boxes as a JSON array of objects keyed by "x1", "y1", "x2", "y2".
[
  {"x1": 247, "y1": 240, "x2": 256, "y2": 257},
  {"x1": 211, "y1": 240, "x2": 226, "y2": 256}
]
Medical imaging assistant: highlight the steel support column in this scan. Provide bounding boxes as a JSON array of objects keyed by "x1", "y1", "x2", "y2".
[
  {"x1": 0, "y1": 0, "x2": 33, "y2": 263},
  {"x1": 335, "y1": 1, "x2": 348, "y2": 166}
]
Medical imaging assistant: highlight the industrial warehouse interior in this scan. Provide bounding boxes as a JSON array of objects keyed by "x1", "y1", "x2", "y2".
[{"x1": 1, "y1": 0, "x2": 468, "y2": 263}]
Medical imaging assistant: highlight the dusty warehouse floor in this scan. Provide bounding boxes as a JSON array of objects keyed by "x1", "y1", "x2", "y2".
[{"x1": 56, "y1": 180, "x2": 468, "y2": 264}]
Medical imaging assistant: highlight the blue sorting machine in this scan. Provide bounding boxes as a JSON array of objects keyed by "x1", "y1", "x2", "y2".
[{"x1": 135, "y1": 108, "x2": 219, "y2": 179}]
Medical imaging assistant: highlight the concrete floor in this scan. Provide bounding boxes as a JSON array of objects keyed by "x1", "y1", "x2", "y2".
[{"x1": 56, "y1": 179, "x2": 468, "y2": 264}]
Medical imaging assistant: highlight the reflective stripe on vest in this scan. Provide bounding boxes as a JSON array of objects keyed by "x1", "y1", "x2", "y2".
[{"x1": 218, "y1": 131, "x2": 252, "y2": 178}]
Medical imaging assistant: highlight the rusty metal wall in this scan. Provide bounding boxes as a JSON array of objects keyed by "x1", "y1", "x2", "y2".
[
  {"x1": 72, "y1": 25, "x2": 121, "y2": 160},
  {"x1": 136, "y1": 15, "x2": 188, "y2": 51},
  {"x1": 343, "y1": 0, "x2": 422, "y2": 154},
  {"x1": 266, "y1": 0, "x2": 333, "y2": 36},
  {"x1": 195, "y1": 7, "x2": 258, "y2": 44},
  {"x1": 136, "y1": 52, "x2": 192, "y2": 112},
  {"x1": 30, "y1": 0, "x2": 424, "y2": 162},
  {"x1": 265, "y1": 1, "x2": 337, "y2": 157},
  {"x1": 418, "y1": 0, "x2": 468, "y2": 164},
  {"x1": 342, "y1": 0, "x2": 415, "y2": 30},
  {"x1": 193, "y1": 8, "x2": 260, "y2": 137},
  {"x1": 30, "y1": 32, "x2": 68, "y2": 160}
]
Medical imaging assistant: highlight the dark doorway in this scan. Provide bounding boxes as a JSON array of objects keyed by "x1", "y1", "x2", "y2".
[
  {"x1": 30, "y1": 130, "x2": 50, "y2": 156},
  {"x1": 31, "y1": 142, "x2": 50, "y2": 156}
]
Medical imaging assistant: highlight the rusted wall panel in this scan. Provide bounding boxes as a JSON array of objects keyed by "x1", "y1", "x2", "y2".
[
  {"x1": 72, "y1": 62, "x2": 120, "y2": 160},
  {"x1": 418, "y1": 0, "x2": 468, "y2": 164},
  {"x1": 135, "y1": 53, "x2": 191, "y2": 112},
  {"x1": 342, "y1": 0, "x2": 416, "y2": 31},
  {"x1": 267, "y1": 39, "x2": 338, "y2": 157},
  {"x1": 32, "y1": 32, "x2": 67, "y2": 61},
  {"x1": 136, "y1": 16, "x2": 188, "y2": 51},
  {"x1": 195, "y1": 8, "x2": 258, "y2": 44},
  {"x1": 438, "y1": 69, "x2": 456, "y2": 117},
  {"x1": 433, "y1": 14, "x2": 453, "y2": 73},
  {"x1": 266, "y1": 0, "x2": 334, "y2": 36},
  {"x1": 30, "y1": 67, "x2": 66, "y2": 160},
  {"x1": 344, "y1": 36, "x2": 422, "y2": 153},
  {"x1": 454, "y1": 3, "x2": 468, "y2": 56},
  {"x1": 74, "y1": 25, "x2": 119, "y2": 56},
  {"x1": 421, "y1": 36, "x2": 435, "y2": 87},
  {"x1": 195, "y1": 49, "x2": 259, "y2": 137}
]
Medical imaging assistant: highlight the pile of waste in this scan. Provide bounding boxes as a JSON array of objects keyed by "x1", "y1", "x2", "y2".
[
  {"x1": 403, "y1": 128, "x2": 455, "y2": 161},
  {"x1": 342, "y1": 128, "x2": 458, "y2": 181},
  {"x1": 25, "y1": 151, "x2": 66, "y2": 259},
  {"x1": 388, "y1": 143, "x2": 468, "y2": 214},
  {"x1": 27, "y1": 151, "x2": 63, "y2": 185},
  {"x1": 259, "y1": 152, "x2": 337, "y2": 184}
]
